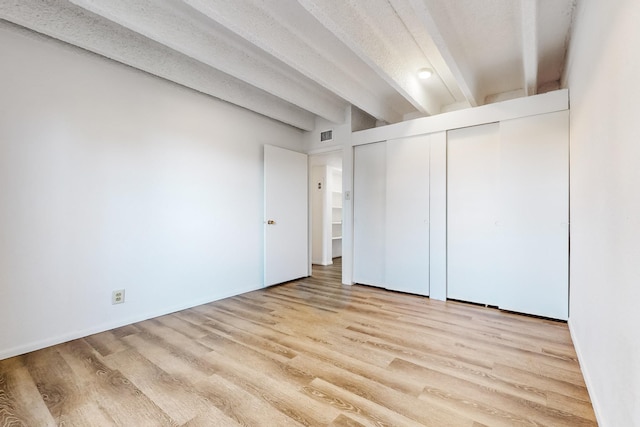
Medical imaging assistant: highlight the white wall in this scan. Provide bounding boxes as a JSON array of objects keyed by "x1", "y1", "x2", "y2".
[
  {"x1": 564, "y1": 1, "x2": 640, "y2": 425},
  {"x1": 303, "y1": 111, "x2": 350, "y2": 154},
  {"x1": 0, "y1": 23, "x2": 303, "y2": 359}
]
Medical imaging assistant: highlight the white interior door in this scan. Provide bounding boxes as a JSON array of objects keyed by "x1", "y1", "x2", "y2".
[
  {"x1": 264, "y1": 145, "x2": 308, "y2": 286},
  {"x1": 353, "y1": 142, "x2": 386, "y2": 286},
  {"x1": 385, "y1": 136, "x2": 430, "y2": 295},
  {"x1": 447, "y1": 123, "x2": 502, "y2": 305}
]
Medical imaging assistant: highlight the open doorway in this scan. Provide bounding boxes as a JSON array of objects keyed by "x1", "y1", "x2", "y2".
[{"x1": 309, "y1": 150, "x2": 343, "y2": 276}]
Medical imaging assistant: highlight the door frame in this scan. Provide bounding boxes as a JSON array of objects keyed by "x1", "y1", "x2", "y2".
[{"x1": 307, "y1": 149, "x2": 344, "y2": 275}]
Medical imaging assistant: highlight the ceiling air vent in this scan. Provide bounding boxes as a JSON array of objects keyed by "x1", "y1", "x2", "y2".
[{"x1": 320, "y1": 130, "x2": 333, "y2": 142}]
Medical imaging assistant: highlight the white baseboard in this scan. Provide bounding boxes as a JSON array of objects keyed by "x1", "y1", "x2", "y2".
[
  {"x1": 0, "y1": 283, "x2": 263, "y2": 361},
  {"x1": 568, "y1": 318, "x2": 605, "y2": 427}
]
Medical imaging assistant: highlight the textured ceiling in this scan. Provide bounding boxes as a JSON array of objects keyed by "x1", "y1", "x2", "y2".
[{"x1": 0, "y1": 0, "x2": 576, "y2": 131}]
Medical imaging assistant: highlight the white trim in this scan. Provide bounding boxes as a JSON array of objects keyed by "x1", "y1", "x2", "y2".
[
  {"x1": 307, "y1": 144, "x2": 344, "y2": 155},
  {"x1": 568, "y1": 319, "x2": 605, "y2": 427},
  {"x1": 428, "y1": 132, "x2": 448, "y2": 301},
  {"x1": 352, "y1": 89, "x2": 569, "y2": 145}
]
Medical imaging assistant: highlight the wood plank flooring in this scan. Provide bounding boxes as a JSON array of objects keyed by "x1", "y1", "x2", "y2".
[{"x1": 0, "y1": 258, "x2": 597, "y2": 426}]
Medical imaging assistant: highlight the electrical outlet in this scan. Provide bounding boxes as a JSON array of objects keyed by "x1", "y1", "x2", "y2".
[{"x1": 112, "y1": 289, "x2": 125, "y2": 305}]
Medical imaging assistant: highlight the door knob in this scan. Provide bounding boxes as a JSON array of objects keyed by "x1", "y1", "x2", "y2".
[{"x1": 267, "y1": 220, "x2": 276, "y2": 225}]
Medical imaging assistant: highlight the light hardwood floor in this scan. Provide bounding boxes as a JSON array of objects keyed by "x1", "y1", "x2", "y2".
[{"x1": 0, "y1": 258, "x2": 597, "y2": 426}]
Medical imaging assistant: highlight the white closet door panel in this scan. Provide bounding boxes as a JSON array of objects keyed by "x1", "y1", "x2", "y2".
[
  {"x1": 447, "y1": 123, "x2": 501, "y2": 305},
  {"x1": 353, "y1": 142, "x2": 386, "y2": 286},
  {"x1": 385, "y1": 136, "x2": 430, "y2": 295},
  {"x1": 498, "y1": 111, "x2": 569, "y2": 319}
]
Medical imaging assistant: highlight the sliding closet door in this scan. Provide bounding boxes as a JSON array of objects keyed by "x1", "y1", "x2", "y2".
[
  {"x1": 385, "y1": 136, "x2": 430, "y2": 295},
  {"x1": 447, "y1": 123, "x2": 501, "y2": 305},
  {"x1": 354, "y1": 137, "x2": 431, "y2": 295},
  {"x1": 447, "y1": 115, "x2": 568, "y2": 319},
  {"x1": 353, "y1": 142, "x2": 386, "y2": 287},
  {"x1": 498, "y1": 111, "x2": 569, "y2": 319}
]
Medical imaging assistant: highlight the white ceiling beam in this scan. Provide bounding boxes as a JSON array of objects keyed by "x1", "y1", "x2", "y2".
[
  {"x1": 67, "y1": 0, "x2": 347, "y2": 124},
  {"x1": 0, "y1": 0, "x2": 315, "y2": 130},
  {"x1": 407, "y1": 0, "x2": 479, "y2": 107},
  {"x1": 521, "y1": 0, "x2": 539, "y2": 96},
  {"x1": 296, "y1": 0, "x2": 441, "y2": 116},
  {"x1": 181, "y1": 0, "x2": 403, "y2": 124}
]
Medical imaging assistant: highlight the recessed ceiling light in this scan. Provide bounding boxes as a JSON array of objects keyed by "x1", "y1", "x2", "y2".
[{"x1": 418, "y1": 68, "x2": 433, "y2": 80}]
